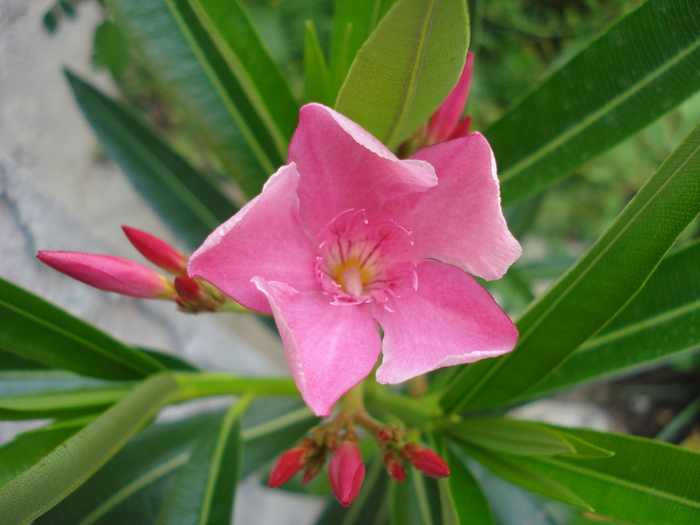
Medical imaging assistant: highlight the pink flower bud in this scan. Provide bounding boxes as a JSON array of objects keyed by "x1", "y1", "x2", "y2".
[
  {"x1": 37, "y1": 251, "x2": 175, "y2": 299},
  {"x1": 427, "y1": 51, "x2": 474, "y2": 145},
  {"x1": 122, "y1": 226, "x2": 188, "y2": 275},
  {"x1": 174, "y1": 276, "x2": 201, "y2": 303},
  {"x1": 328, "y1": 442, "x2": 365, "y2": 507},
  {"x1": 384, "y1": 451, "x2": 406, "y2": 483},
  {"x1": 268, "y1": 447, "x2": 307, "y2": 488},
  {"x1": 399, "y1": 443, "x2": 450, "y2": 479}
]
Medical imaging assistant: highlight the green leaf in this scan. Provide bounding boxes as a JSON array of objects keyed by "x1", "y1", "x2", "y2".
[
  {"x1": 329, "y1": 0, "x2": 395, "y2": 96},
  {"x1": 155, "y1": 398, "x2": 248, "y2": 525},
  {"x1": 34, "y1": 410, "x2": 229, "y2": 525},
  {"x1": 441, "y1": 120, "x2": 700, "y2": 413},
  {"x1": 314, "y1": 453, "x2": 389, "y2": 525},
  {"x1": 0, "y1": 277, "x2": 165, "y2": 380},
  {"x1": 446, "y1": 419, "x2": 576, "y2": 457},
  {"x1": 487, "y1": 0, "x2": 700, "y2": 207},
  {"x1": 304, "y1": 20, "x2": 333, "y2": 106},
  {"x1": 0, "y1": 383, "x2": 134, "y2": 420},
  {"x1": 454, "y1": 440, "x2": 593, "y2": 511},
  {"x1": 528, "y1": 239, "x2": 700, "y2": 399},
  {"x1": 389, "y1": 464, "x2": 437, "y2": 525},
  {"x1": 66, "y1": 71, "x2": 237, "y2": 250},
  {"x1": 141, "y1": 348, "x2": 200, "y2": 372},
  {"x1": 432, "y1": 436, "x2": 495, "y2": 525},
  {"x1": 106, "y1": 0, "x2": 294, "y2": 197},
  {"x1": 335, "y1": 0, "x2": 469, "y2": 149},
  {"x1": 512, "y1": 426, "x2": 700, "y2": 525},
  {"x1": 0, "y1": 373, "x2": 180, "y2": 524}
]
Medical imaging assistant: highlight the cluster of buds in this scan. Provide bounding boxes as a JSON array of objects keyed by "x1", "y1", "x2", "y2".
[
  {"x1": 37, "y1": 226, "x2": 230, "y2": 313},
  {"x1": 268, "y1": 414, "x2": 449, "y2": 507}
]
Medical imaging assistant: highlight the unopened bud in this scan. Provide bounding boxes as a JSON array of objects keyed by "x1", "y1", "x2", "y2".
[
  {"x1": 37, "y1": 251, "x2": 175, "y2": 299},
  {"x1": 384, "y1": 451, "x2": 406, "y2": 483},
  {"x1": 268, "y1": 447, "x2": 307, "y2": 488},
  {"x1": 399, "y1": 443, "x2": 450, "y2": 479},
  {"x1": 122, "y1": 226, "x2": 188, "y2": 275},
  {"x1": 328, "y1": 442, "x2": 365, "y2": 507},
  {"x1": 174, "y1": 276, "x2": 201, "y2": 303}
]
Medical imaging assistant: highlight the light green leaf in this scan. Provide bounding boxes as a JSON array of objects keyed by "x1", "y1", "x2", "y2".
[
  {"x1": 329, "y1": 0, "x2": 395, "y2": 96},
  {"x1": 335, "y1": 0, "x2": 468, "y2": 149},
  {"x1": 0, "y1": 383, "x2": 134, "y2": 420},
  {"x1": 304, "y1": 20, "x2": 333, "y2": 106},
  {"x1": 0, "y1": 277, "x2": 165, "y2": 380},
  {"x1": 487, "y1": 0, "x2": 700, "y2": 207},
  {"x1": 66, "y1": 71, "x2": 238, "y2": 250},
  {"x1": 156, "y1": 398, "x2": 248, "y2": 525},
  {"x1": 513, "y1": 426, "x2": 700, "y2": 525},
  {"x1": 441, "y1": 120, "x2": 700, "y2": 413},
  {"x1": 106, "y1": 0, "x2": 286, "y2": 196},
  {"x1": 0, "y1": 373, "x2": 180, "y2": 524},
  {"x1": 454, "y1": 440, "x2": 593, "y2": 511},
  {"x1": 446, "y1": 419, "x2": 576, "y2": 457},
  {"x1": 389, "y1": 463, "x2": 437, "y2": 525},
  {"x1": 527, "y1": 239, "x2": 700, "y2": 399}
]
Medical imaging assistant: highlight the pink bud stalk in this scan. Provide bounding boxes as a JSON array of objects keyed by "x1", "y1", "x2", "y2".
[
  {"x1": 268, "y1": 447, "x2": 307, "y2": 488},
  {"x1": 399, "y1": 443, "x2": 450, "y2": 479},
  {"x1": 328, "y1": 442, "x2": 365, "y2": 507},
  {"x1": 37, "y1": 251, "x2": 175, "y2": 299},
  {"x1": 427, "y1": 51, "x2": 474, "y2": 145},
  {"x1": 122, "y1": 226, "x2": 188, "y2": 275}
]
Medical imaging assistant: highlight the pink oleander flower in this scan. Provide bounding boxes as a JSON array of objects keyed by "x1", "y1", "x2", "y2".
[
  {"x1": 328, "y1": 441, "x2": 366, "y2": 507},
  {"x1": 189, "y1": 102, "x2": 521, "y2": 417},
  {"x1": 37, "y1": 251, "x2": 176, "y2": 299}
]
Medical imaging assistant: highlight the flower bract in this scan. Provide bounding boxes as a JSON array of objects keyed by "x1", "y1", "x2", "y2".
[{"x1": 189, "y1": 103, "x2": 521, "y2": 417}]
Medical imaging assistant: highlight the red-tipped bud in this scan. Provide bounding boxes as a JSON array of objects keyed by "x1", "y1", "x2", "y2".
[
  {"x1": 174, "y1": 276, "x2": 201, "y2": 302},
  {"x1": 268, "y1": 447, "x2": 307, "y2": 488},
  {"x1": 328, "y1": 442, "x2": 365, "y2": 507},
  {"x1": 122, "y1": 226, "x2": 188, "y2": 275},
  {"x1": 399, "y1": 443, "x2": 450, "y2": 479},
  {"x1": 384, "y1": 451, "x2": 406, "y2": 483},
  {"x1": 37, "y1": 251, "x2": 175, "y2": 299}
]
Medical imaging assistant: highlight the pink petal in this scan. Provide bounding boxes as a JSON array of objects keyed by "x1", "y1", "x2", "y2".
[
  {"x1": 253, "y1": 278, "x2": 381, "y2": 417},
  {"x1": 188, "y1": 164, "x2": 318, "y2": 314},
  {"x1": 289, "y1": 103, "x2": 437, "y2": 236},
  {"x1": 373, "y1": 261, "x2": 518, "y2": 384},
  {"x1": 428, "y1": 52, "x2": 474, "y2": 144},
  {"x1": 389, "y1": 133, "x2": 521, "y2": 281}
]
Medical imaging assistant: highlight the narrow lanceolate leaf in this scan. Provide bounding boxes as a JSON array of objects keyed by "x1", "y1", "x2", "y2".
[
  {"x1": 527, "y1": 239, "x2": 700, "y2": 399},
  {"x1": 441, "y1": 121, "x2": 700, "y2": 413},
  {"x1": 454, "y1": 440, "x2": 592, "y2": 511},
  {"x1": 488, "y1": 0, "x2": 700, "y2": 207},
  {"x1": 329, "y1": 0, "x2": 395, "y2": 96},
  {"x1": 0, "y1": 383, "x2": 133, "y2": 420},
  {"x1": 0, "y1": 277, "x2": 164, "y2": 380},
  {"x1": 66, "y1": 71, "x2": 237, "y2": 251},
  {"x1": 304, "y1": 20, "x2": 333, "y2": 106},
  {"x1": 389, "y1": 463, "x2": 437, "y2": 525},
  {"x1": 335, "y1": 0, "x2": 469, "y2": 149},
  {"x1": 512, "y1": 426, "x2": 700, "y2": 525},
  {"x1": 0, "y1": 373, "x2": 180, "y2": 525},
  {"x1": 34, "y1": 410, "x2": 227, "y2": 525},
  {"x1": 155, "y1": 398, "x2": 248, "y2": 525},
  {"x1": 432, "y1": 435, "x2": 495, "y2": 525},
  {"x1": 107, "y1": 0, "x2": 292, "y2": 197}
]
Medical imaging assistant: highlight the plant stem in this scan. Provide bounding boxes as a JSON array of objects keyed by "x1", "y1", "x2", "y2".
[{"x1": 173, "y1": 372, "x2": 299, "y2": 402}]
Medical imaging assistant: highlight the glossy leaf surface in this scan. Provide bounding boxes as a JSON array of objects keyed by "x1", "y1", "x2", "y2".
[
  {"x1": 335, "y1": 0, "x2": 469, "y2": 149},
  {"x1": 66, "y1": 71, "x2": 237, "y2": 250},
  {"x1": 0, "y1": 277, "x2": 164, "y2": 380},
  {"x1": 441, "y1": 120, "x2": 700, "y2": 413},
  {"x1": 488, "y1": 0, "x2": 700, "y2": 207}
]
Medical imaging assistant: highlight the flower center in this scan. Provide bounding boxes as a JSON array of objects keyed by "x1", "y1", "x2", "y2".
[{"x1": 316, "y1": 210, "x2": 416, "y2": 306}]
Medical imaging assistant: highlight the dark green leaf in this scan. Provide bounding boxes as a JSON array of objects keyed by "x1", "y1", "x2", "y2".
[
  {"x1": 155, "y1": 399, "x2": 247, "y2": 525},
  {"x1": 93, "y1": 20, "x2": 131, "y2": 79},
  {"x1": 389, "y1": 464, "x2": 437, "y2": 525},
  {"x1": 0, "y1": 373, "x2": 180, "y2": 524},
  {"x1": 0, "y1": 277, "x2": 164, "y2": 380},
  {"x1": 528, "y1": 239, "x2": 700, "y2": 399},
  {"x1": 335, "y1": 0, "x2": 469, "y2": 149},
  {"x1": 513, "y1": 426, "x2": 700, "y2": 525},
  {"x1": 487, "y1": 0, "x2": 700, "y2": 207},
  {"x1": 441, "y1": 120, "x2": 700, "y2": 413},
  {"x1": 66, "y1": 71, "x2": 238, "y2": 250},
  {"x1": 454, "y1": 440, "x2": 592, "y2": 511},
  {"x1": 304, "y1": 20, "x2": 333, "y2": 106}
]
